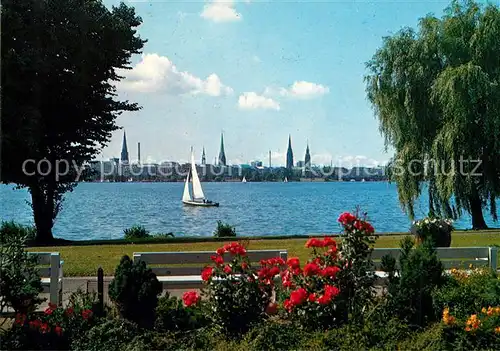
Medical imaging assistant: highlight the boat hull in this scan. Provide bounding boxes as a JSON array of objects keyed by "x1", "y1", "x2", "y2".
[{"x1": 182, "y1": 200, "x2": 219, "y2": 207}]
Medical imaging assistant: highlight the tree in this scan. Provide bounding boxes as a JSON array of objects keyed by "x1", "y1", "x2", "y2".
[
  {"x1": 1, "y1": 0, "x2": 146, "y2": 242},
  {"x1": 365, "y1": 0, "x2": 500, "y2": 229}
]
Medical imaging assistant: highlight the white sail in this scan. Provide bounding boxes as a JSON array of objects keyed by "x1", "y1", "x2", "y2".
[
  {"x1": 191, "y1": 151, "x2": 205, "y2": 200},
  {"x1": 182, "y1": 169, "x2": 192, "y2": 201},
  {"x1": 284, "y1": 177, "x2": 288, "y2": 182},
  {"x1": 242, "y1": 176, "x2": 247, "y2": 183}
]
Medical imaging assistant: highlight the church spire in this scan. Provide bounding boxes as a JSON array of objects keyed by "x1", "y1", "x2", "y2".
[
  {"x1": 120, "y1": 130, "x2": 129, "y2": 164},
  {"x1": 286, "y1": 134, "x2": 294, "y2": 169},
  {"x1": 218, "y1": 132, "x2": 226, "y2": 166},
  {"x1": 201, "y1": 147, "x2": 206, "y2": 165},
  {"x1": 304, "y1": 140, "x2": 311, "y2": 170}
]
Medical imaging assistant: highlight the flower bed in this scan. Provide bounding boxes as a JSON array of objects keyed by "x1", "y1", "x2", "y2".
[{"x1": 1, "y1": 210, "x2": 499, "y2": 350}]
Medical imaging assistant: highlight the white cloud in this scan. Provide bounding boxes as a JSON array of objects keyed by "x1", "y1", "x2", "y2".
[
  {"x1": 116, "y1": 53, "x2": 233, "y2": 96},
  {"x1": 201, "y1": 0, "x2": 242, "y2": 22},
  {"x1": 265, "y1": 81, "x2": 329, "y2": 99},
  {"x1": 238, "y1": 92, "x2": 280, "y2": 111}
]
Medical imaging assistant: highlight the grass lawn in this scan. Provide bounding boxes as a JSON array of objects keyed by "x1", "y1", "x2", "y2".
[{"x1": 27, "y1": 231, "x2": 500, "y2": 277}]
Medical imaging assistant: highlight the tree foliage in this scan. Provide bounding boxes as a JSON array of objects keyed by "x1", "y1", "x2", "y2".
[
  {"x1": 365, "y1": 0, "x2": 500, "y2": 228},
  {"x1": 1, "y1": 0, "x2": 146, "y2": 242}
]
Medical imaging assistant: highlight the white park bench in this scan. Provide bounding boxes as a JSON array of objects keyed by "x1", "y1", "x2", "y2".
[
  {"x1": 371, "y1": 246, "x2": 498, "y2": 284},
  {"x1": 29, "y1": 252, "x2": 64, "y2": 306},
  {"x1": 133, "y1": 249, "x2": 288, "y2": 289}
]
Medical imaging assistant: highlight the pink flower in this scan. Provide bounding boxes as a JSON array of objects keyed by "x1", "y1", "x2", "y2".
[{"x1": 182, "y1": 291, "x2": 200, "y2": 307}]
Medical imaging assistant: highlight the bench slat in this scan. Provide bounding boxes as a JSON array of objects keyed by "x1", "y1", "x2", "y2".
[
  {"x1": 151, "y1": 267, "x2": 204, "y2": 276},
  {"x1": 371, "y1": 247, "x2": 490, "y2": 260},
  {"x1": 134, "y1": 250, "x2": 286, "y2": 265},
  {"x1": 29, "y1": 252, "x2": 53, "y2": 265}
]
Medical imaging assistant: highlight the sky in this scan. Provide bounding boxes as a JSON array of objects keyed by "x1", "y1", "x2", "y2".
[{"x1": 98, "y1": 0, "x2": 477, "y2": 167}]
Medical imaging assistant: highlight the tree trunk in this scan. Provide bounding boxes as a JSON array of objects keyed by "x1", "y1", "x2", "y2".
[
  {"x1": 30, "y1": 185, "x2": 55, "y2": 244},
  {"x1": 469, "y1": 194, "x2": 488, "y2": 230}
]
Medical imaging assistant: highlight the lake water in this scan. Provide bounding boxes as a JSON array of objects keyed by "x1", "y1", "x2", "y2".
[{"x1": 0, "y1": 182, "x2": 497, "y2": 241}]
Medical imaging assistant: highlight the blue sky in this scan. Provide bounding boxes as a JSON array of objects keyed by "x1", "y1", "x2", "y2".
[{"x1": 99, "y1": 0, "x2": 471, "y2": 167}]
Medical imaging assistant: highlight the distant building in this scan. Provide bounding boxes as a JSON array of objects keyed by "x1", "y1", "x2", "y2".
[
  {"x1": 286, "y1": 135, "x2": 294, "y2": 169},
  {"x1": 296, "y1": 161, "x2": 305, "y2": 168},
  {"x1": 120, "y1": 131, "x2": 129, "y2": 164},
  {"x1": 251, "y1": 160, "x2": 263, "y2": 168},
  {"x1": 201, "y1": 147, "x2": 206, "y2": 166},
  {"x1": 218, "y1": 133, "x2": 226, "y2": 166},
  {"x1": 304, "y1": 142, "x2": 311, "y2": 170}
]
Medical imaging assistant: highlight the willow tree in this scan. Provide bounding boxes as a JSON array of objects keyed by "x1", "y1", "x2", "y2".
[{"x1": 365, "y1": 0, "x2": 500, "y2": 229}]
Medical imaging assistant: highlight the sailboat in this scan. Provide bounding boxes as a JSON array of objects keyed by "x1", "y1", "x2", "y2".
[
  {"x1": 242, "y1": 176, "x2": 247, "y2": 183},
  {"x1": 182, "y1": 149, "x2": 219, "y2": 207},
  {"x1": 284, "y1": 177, "x2": 288, "y2": 183}
]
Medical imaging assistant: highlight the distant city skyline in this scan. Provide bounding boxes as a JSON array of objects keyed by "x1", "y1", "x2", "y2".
[{"x1": 96, "y1": 1, "x2": 461, "y2": 167}]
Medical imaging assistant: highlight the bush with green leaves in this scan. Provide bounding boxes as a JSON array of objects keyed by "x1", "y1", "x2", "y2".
[
  {"x1": 381, "y1": 236, "x2": 445, "y2": 327},
  {"x1": 2, "y1": 290, "x2": 99, "y2": 350},
  {"x1": 155, "y1": 292, "x2": 209, "y2": 332},
  {"x1": 72, "y1": 318, "x2": 140, "y2": 351},
  {"x1": 123, "y1": 225, "x2": 150, "y2": 240},
  {"x1": 0, "y1": 223, "x2": 43, "y2": 317},
  {"x1": 108, "y1": 255, "x2": 162, "y2": 329},
  {"x1": 213, "y1": 220, "x2": 237, "y2": 238},
  {"x1": 433, "y1": 268, "x2": 500, "y2": 320},
  {"x1": 0, "y1": 221, "x2": 37, "y2": 244}
]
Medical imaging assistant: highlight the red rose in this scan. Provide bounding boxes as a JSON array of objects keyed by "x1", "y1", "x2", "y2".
[
  {"x1": 54, "y1": 325, "x2": 63, "y2": 336},
  {"x1": 323, "y1": 237, "x2": 336, "y2": 247},
  {"x1": 216, "y1": 247, "x2": 226, "y2": 256},
  {"x1": 305, "y1": 238, "x2": 324, "y2": 248},
  {"x1": 15, "y1": 313, "x2": 26, "y2": 326},
  {"x1": 241, "y1": 262, "x2": 249, "y2": 270},
  {"x1": 364, "y1": 222, "x2": 375, "y2": 234},
  {"x1": 223, "y1": 265, "x2": 232, "y2": 274},
  {"x1": 290, "y1": 288, "x2": 308, "y2": 306},
  {"x1": 324, "y1": 285, "x2": 340, "y2": 298},
  {"x1": 210, "y1": 255, "x2": 224, "y2": 265},
  {"x1": 317, "y1": 293, "x2": 332, "y2": 305},
  {"x1": 44, "y1": 307, "x2": 54, "y2": 315},
  {"x1": 81, "y1": 309, "x2": 93, "y2": 320},
  {"x1": 48, "y1": 302, "x2": 57, "y2": 310},
  {"x1": 182, "y1": 291, "x2": 200, "y2": 307},
  {"x1": 283, "y1": 299, "x2": 293, "y2": 312},
  {"x1": 308, "y1": 293, "x2": 317, "y2": 302},
  {"x1": 338, "y1": 212, "x2": 356, "y2": 225},
  {"x1": 39, "y1": 323, "x2": 50, "y2": 334},
  {"x1": 321, "y1": 266, "x2": 341, "y2": 278},
  {"x1": 265, "y1": 303, "x2": 278, "y2": 315},
  {"x1": 281, "y1": 271, "x2": 294, "y2": 288},
  {"x1": 303, "y1": 263, "x2": 320, "y2": 276},
  {"x1": 269, "y1": 266, "x2": 280, "y2": 277},
  {"x1": 201, "y1": 266, "x2": 213, "y2": 281},
  {"x1": 287, "y1": 257, "x2": 300, "y2": 269},
  {"x1": 65, "y1": 307, "x2": 74, "y2": 316}
]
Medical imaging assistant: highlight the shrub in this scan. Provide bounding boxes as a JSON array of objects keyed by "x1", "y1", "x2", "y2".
[
  {"x1": 396, "y1": 323, "x2": 447, "y2": 351},
  {"x1": 195, "y1": 242, "x2": 275, "y2": 336},
  {"x1": 242, "y1": 320, "x2": 306, "y2": 351},
  {"x1": 1, "y1": 291, "x2": 98, "y2": 350},
  {"x1": 72, "y1": 319, "x2": 139, "y2": 351},
  {"x1": 336, "y1": 210, "x2": 378, "y2": 323},
  {"x1": 108, "y1": 255, "x2": 162, "y2": 329},
  {"x1": 279, "y1": 237, "x2": 343, "y2": 330},
  {"x1": 382, "y1": 236, "x2": 445, "y2": 327},
  {"x1": 155, "y1": 292, "x2": 208, "y2": 332},
  {"x1": 123, "y1": 225, "x2": 150, "y2": 240},
  {"x1": 0, "y1": 221, "x2": 36, "y2": 244},
  {"x1": 213, "y1": 220, "x2": 237, "y2": 238},
  {"x1": 411, "y1": 217, "x2": 453, "y2": 247},
  {"x1": 0, "y1": 224, "x2": 43, "y2": 317},
  {"x1": 440, "y1": 305, "x2": 500, "y2": 350},
  {"x1": 433, "y1": 268, "x2": 500, "y2": 320}
]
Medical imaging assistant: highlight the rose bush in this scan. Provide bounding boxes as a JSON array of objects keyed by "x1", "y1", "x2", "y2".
[
  {"x1": 187, "y1": 242, "x2": 282, "y2": 336},
  {"x1": 2, "y1": 299, "x2": 97, "y2": 350},
  {"x1": 336, "y1": 210, "x2": 378, "y2": 323},
  {"x1": 280, "y1": 236, "x2": 343, "y2": 330}
]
